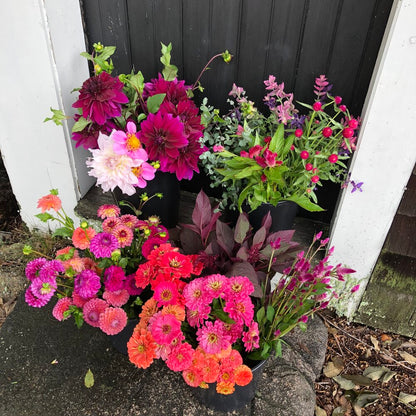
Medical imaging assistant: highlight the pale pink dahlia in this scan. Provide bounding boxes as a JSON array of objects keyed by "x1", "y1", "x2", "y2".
[
  {"x1": 98, "y1": 307, "x2": 128, "y2": 335},
  {"x1": 87, "y1": 133, "x2": 142, "y2": 196},
  {"x1": 72, "y1": 71, "x2": 128, "y2": 125},
  {"x1": 74, "y1": 269, "x2": 101, "y2": 298},
  {"x1": 102, "y1": 289, "x2": 130, "y2": 307},
  {"x1": 52, "y1": 297, "x2": 72, "y2": 321},
  {"x1": 196, "y1": 320, "x2": 231, "y2": 355},
  {"x1": 89, "y1": 232, "x2": 119, "y2": 258},
  {"x1": 83, "y1": 298, "x2": 108, "y2": 327}
]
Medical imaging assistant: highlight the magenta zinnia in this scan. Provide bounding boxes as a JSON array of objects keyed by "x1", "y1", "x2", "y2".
[
  {"x1": 196, "y1": 320, "x2": 231, "y2": 354},
  {"x1": 89, "y1": 232, "x2": 119, "y2": 258},
  {"x1": 74, "y1": 269, "x2": 101, "y2": 298},
  {"x1": 72, "y1": 71, "x2": 128, "y2": 125}
]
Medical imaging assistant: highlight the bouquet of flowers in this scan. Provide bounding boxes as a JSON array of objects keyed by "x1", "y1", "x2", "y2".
[
  {"x1": 201, "y1": 75, "x2": 361, "y2": 212},
  {"x1": 23, "y1": 189, "x2": 172, "y2": 335},
  {"x1": 47, "y1": 43, "x2": 232, "y2": 195}
]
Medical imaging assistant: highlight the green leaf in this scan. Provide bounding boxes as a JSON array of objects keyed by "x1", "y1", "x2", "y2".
[
  {"x1": 398, "y1": 392, "x2": 416, "y2": 404},
  {"x1": 269, "y1": 124, "x2": 285, "y2": 154},
  {"x1": 354, "y1": 392, "x2": 379, "y2": 409},
  {"x1": 137, "y1": 113, "x2": 147, "y2": 123},
  {"x1": 72, "y1": 116, "x2": 90, "y2": 133},
  {"x1": 147, "y1": 93, "x2": 166, "y2": 114},
  {"x1": 127, "y1": 71, "x2": 145, "y2": 94},
  {"x1": 213, "y1": 308, "x2": 235, "y2": 324},
  {"x1": 52, "y1": 227, "x2": 73, "y2": 238},
  {"x1": 80, "y1": 51, "x2": 93, "y2": 61},
  {"x1": 35, "y1": 212, "x2": 54, "y2": 222},
  {"x1": 256, "y1": 306, "x2": 265, "y2": 324},
  {"x1": 266, "y1": 305, "x2": 275, "y2": 322},
  {"x1": 160, "y1": 42, "x2": 178, "y2": 81},
  {"x1": 234, "y1": 213, "x2": 250, "y2": 244},
  {"x1": 286, "y1": 195, "x2": 324, "y2": 212},
  {"x1": 99, "y1": 46, "x2": 116, "y2": 61},
  {"x1": 44, "y1": 108, "x2": 67, "y2": 126},
  {"x1": 84, "y1": 368, "x2": 94, "y2": 388}
]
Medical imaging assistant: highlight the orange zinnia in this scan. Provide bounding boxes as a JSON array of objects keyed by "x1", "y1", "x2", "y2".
[
  {"x1": 37, "y1": 194, "x2": 62, "y2": 212},
  {"x1": 127, "y1": 328, "x2": 157, "y2": 369},
  {"x1": 234, "y1": 364, "x2": 253, "y2": 386},
  {"x1": 216, "y1": 381, "x2": 235, "y2": 395},
  {"x1": 72, "y1": 227, "x2": 96, "y2": 250}
]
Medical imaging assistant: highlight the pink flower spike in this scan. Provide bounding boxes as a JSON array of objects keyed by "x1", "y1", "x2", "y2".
[
  {"x1": 313, "y1": 231, "x2": 323, "y2": 242},
  {"x1": 351, "y1": 285, "x2": 360, "y2": 293},
  {"x1": 320, "y1": 238, "x2": 330, "y2": 246}
]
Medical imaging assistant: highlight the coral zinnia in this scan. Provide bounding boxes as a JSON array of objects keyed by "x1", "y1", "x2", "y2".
[
  {"x1": 72, "y1": 226, "x2": 97, "y2": 250},
  {"x1": 234, "y1": 365, "x2": 253, "y2": 386},
  {"x1": 52, "y1": 297, "x2": 72, "y2": 321},
  {"x1": 98, "y1": 307, "x2": 127, "y2": 335},
  {"x1": 37, "y1": 193, "x2": 62, "y2": 213},
  {"x1": 139, "y1": 112, "x2": 188, "y2": 170},
  {"x1": 166, "y1": 342, "x2": 194, "y2": 372},
  {"x1": 72, "y1": 71, "x2": 128, "y2": 125},
  {"x1": 128, "y1": 327, "x2": 157, "y2": 369}
]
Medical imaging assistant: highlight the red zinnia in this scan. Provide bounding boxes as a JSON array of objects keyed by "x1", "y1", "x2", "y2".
[{"x1": 72, "y1": 71, "x2": 128, "y2": 125}]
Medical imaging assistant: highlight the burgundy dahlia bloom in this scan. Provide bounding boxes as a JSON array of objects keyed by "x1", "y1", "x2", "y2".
[
  {"x1": 72, "y1": 71, "x2": 129, "y2": 125},
  {"x1": 71, "y1": 114, "x2": 116, "y2": 149},
  {"x1": 139, "y1": 112, "x2": 188, "y2": 170},
  {"x1": 143, "y1": 74, "x2": 189, "y2": 105}
]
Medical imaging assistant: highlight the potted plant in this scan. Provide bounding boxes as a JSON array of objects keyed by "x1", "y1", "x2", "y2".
[
  {"x1": 126, "y1": 191, "x2": 359, "y2": 411},
  {"x1": 22, "y1": 189, "x2": 185, "y2": 353},
  {"x1": 200, "y1": 75, "x2": 361, "y2": 230},
  {"x1": 46, "y1": 42, "x2": 232, "y2": 227}
]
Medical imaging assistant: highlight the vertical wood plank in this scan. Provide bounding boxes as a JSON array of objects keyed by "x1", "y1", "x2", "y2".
[{"x1": 81, "y1": 0, "x2": 132, "y2": 74}]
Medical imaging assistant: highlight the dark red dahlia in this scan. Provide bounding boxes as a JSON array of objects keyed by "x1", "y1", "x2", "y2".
[
  {"x1": 138, "y1": 112, "x2": 188, "y2": 171},
  {"x1": 71, "y1": 114, "x2": 116, "y2": 149},
  {"x1": 143, "y1": 74, "x2": 189, "y2": 105},
  {"x1": 72, "y1": 71, "x2": 129, "y2": 125}
]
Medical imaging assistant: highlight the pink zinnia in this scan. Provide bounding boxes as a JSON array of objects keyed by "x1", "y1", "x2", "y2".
[
  {"x1": 98, "y1": 307, "x2": 127, "y2": 335},
  {"x1": 148, "y1": 313, "x2": 182, "y2": 345},
  {"x1": 166, "y1": 342, "x2": 194, "y2": 372},
  {"x1": 72, "y1": 71, "x2": 129, "y2": 125},
  {"x1": 139, "y1": 112, "x2": 188, "y2": 170},
  {"x1": 104, "y1": 265, "x2": 126, "y2": 291},
  {"x1": 89, "y1": 232, "x2": 119, "y2": 258},
  {"x1": 25, "y1": 287, "x2": 49, "y2": 308},
  {"x1": 197, "y1": 320, "x2": 231, "y2": 355},
  {"x1": 204, "y1": 274, "x2": 228, "y2": 299},
  {"x1": 74, "y1": 269, "x2": 101, "y2": 298},
  {"x1": 103, "y1": 289, "x2": 130, "y2": 307},
  {"x1": 83, "y1": 298, "x2": 108, "y2": 327},
  {"x1": 223, "y1": 297, "x2": 254, "y2": 326},
  {"x1": 186, "y1": 304, "x2": 211, "y2": 327},
  {"x1": 242, "y1": 321, "x2": 260, "y2": 352},
  {"x1": 225, "y1": 276, "x2": 254, "y2": 298},
  {"x1": 97, "y1": 204, "x2": 121, "y2": 219},
  {"x1": 29, "y1": 276, "x2": 57, "y2": 302},
  {"x1": 153, "y1": 281, "x2": 179, "y2": 307},
  {"x1": 52, "y1": 297, "x2": 72, "y2": 321},
  {"x1": 183, "y1": 278, "x2": 206, "y2": 309}
]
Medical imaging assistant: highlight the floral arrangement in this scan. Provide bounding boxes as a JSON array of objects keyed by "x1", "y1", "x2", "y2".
[
  {"x1": 201, "y1": 75, "x2": 361, "y2": 212},
  {"x1": 23, "y1": 190, "x2": 171, "y2": 335},
  {"x1": 47, "y1": 43, "x2": 231, "y2": 195},
  {"x1": 128, "y1": 244, "x2": 258, "y2": 394}
]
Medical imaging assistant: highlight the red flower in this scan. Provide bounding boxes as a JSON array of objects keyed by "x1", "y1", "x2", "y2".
[
  {"x1": 72, "y1": 71, "x2": 128, "y2": 125},
  {"x1": 328, "y1": 154, "x2": 338, "y2": 163},
  {"x1": 300, "y1": 151, "x2": 309, "y2": 160},
  {"x1": 322, "y1": 127, "x2": 332, "y2": 138}
]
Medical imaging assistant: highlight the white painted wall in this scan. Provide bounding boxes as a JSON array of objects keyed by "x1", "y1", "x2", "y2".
[
  {"x1": 330, "y1": 0, "x2": 416, "y2": 318},
  {"x1": 0, "y1": 0, "x2": 93, "y2": 231}
]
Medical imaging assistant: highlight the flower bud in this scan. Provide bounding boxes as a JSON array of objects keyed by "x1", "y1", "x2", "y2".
[{"x1": 222, "y1": 50, "x2": 232, "y2": 63}]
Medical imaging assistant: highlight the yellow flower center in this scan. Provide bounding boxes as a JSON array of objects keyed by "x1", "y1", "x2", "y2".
[
  {"x1": 131, "y1": 166, "x2": 143, "y2": 177},
  {"x1": 208, "y1": 333, "x2": 218, "y2": 345},
  {"x1": 126, "y1": 133, "x2": 141, "y2": 151}
]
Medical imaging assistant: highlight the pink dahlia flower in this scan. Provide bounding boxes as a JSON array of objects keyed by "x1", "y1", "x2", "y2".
[
  {"x1": 29, "y1": 276, "x2": 57, "y2": 302},
  {"x1": 72, "y1": 71, "x2": 128, "y2": 125},
  {"x1": 89, "y1": 232, "x2": 119, "y2": 258},
  {"x1": 99, "y1": 307, "x2": 128, "y2": 335},
  {"x1": 102, "y1": 289, "x2": 130, "y2": 307},
  {"x1": 25, "y1": 258, "x2": 48, "y2": 281},
  {"x1": 52, "y1": 297, "x2": 72, "y2": 321},
  {"x1": 74, "y1": 269, "x2": 101, "y2": 298},
  {"x1": 83, "y1": 298, "x2": 108, "y2": 327},
  {"x1": 112, "y1": 121, "x2": 147, "y2": 159},
  {"x1": 111, "y1": 224, "x2": 134, "y2": 248},
  {"x1": 25, "y1": 287, "x2": 49, "y2": 308},
  {"x1": 87, "y1": 133, "x2": 143, "y2": 196},
  {"x1": 97, "y1": 204, "x2": 121, "y2": 219},
  {"x1": 139, "y1": 112, "x2": 188, "y2": 170},
  {"x1": 104, "y1": 265, "x2": 126, "y2": 292}
]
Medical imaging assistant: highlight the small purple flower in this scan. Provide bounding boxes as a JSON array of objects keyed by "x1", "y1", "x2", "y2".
[
  {"x1": 74, "y1": 270, "x2": 101, "y2": 298},
  {"x1": 90, "y1": 232, "x2": 119, "y2": 258},
  {"x1": 350, "y1": 180, "x2": 364, "y2": 193}
]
